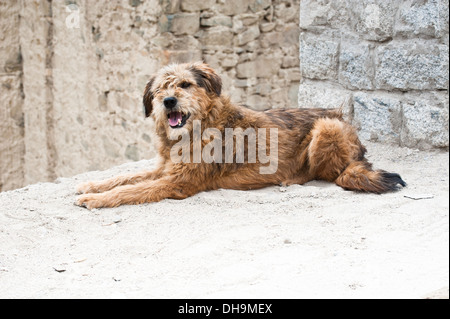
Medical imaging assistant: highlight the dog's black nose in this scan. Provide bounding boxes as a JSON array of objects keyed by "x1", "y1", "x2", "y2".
[{"x1": 164, "y1": 97, "x2": 177, "y2": 109}]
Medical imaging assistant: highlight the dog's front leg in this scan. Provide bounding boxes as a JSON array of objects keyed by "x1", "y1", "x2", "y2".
[
  {"x1": 76, "y1": 166, "x2": 165, "y2": 194},
  {"x1": 76, "y1": 177, "x2": 195, "y2": 209}
]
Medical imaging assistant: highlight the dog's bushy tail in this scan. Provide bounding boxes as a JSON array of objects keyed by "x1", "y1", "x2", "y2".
[{"x1": 335, "y1": 161, "x2": 406, "y2": 194}]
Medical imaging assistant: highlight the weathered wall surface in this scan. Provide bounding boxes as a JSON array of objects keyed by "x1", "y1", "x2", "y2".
[
  {"x1": 299, "y1": 0, "x2": 449, "y2": 150},
  {"x1": 0, "y1": 0, "x2": 24, "y2": 192},
  {"x1": 0, "y1": 0, "x2": 300, "y2": 191}
]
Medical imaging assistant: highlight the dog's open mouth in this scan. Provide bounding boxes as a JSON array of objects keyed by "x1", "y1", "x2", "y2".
[{"x1": 167, "y1": 111, "x2": 190, "y2": 128}]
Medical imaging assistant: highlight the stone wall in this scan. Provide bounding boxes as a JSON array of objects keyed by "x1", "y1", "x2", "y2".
[
  {"x1": 1, "y1": 0, "x2": 448, "y2": 192},
  {"x1": 299, "y1": 0, "x2": 449, "y2": 150},
  {"x1": 0, "y1": 0, "x2": 24, "y2": 192},
  {"x1": 157, "y1": 0, "x2": 301, "y2": 110},
  {"x1": 0, "y1": 0, "x2": 300, "y2": 191}
]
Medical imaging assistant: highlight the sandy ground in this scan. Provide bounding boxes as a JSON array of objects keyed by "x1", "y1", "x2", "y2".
[{"x1": 0, "y1": 142, "x2": 448, "y2": 299}]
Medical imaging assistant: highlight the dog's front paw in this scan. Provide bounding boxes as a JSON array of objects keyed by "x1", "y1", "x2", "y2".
[
  {"x1": 76, "y1": 182, "x2": 98, "y2": 194},
  {"x1": 76, "y1": 194, "x2": 105, "y2": 210}
]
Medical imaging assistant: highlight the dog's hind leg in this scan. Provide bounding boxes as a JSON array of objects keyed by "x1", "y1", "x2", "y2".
[
  {"x1": 335, "y1": 161, "x2": 406, "y2": 193},
  {"x1": 307, "y1": 118, "x2": 362, "y2": 183},
  {"x1": 307, "y1": 118, "x2": 406, "y2": 193}
]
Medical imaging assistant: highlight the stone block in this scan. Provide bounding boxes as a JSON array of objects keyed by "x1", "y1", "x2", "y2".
[
  {"x1": 299, "y1": 0, "x2": 348, "y2": 30},
  {"x1": 201, "y1": 15, "x2": 233, "y2": 27},
  {"x1": 236, "y1": 58, "x2": 281, "y2": 79},
  {"x1": 181, "y1": 0, "x2": 216, "y2": 12},
  {"x1": 221, "y1": 54, "x2": 239, "y2": 68},
  {"x1": 347, "y1": 0, "x2": 397, "y2": 42},
  {"x1": 160, "y1": 0, "x2": 181, "y2": 14},
  {"x1": 236, "y1": 25, "x2": 260, "y2": 46},
  {"x1": 282, "y1": 56, "x2": 299, "y2": 68},
  {"x1": 352, "y1": 92, "x2": 402, "y2": 144},
  {"x1": 242, "y1": 39, "x2": 260, "y2": 52},
  {"x1": 245, "y1": 94, "x2": 270, "y2": 111},
  {"x1": 167, "y1": 35, "x2": 201, "y2": 51},
  {"x1": 439, "y1": 0, "x2": 449, "y2": 35},
  {"x1": 279, "y1": 68, "x2": 301, "y2": 82},
  {"x1": 165, "y1": 50, "x2": 203, "y2": 64},
  {"x1": 260, "y1": 22, "x2": 276, "y2": 32},
  {"x1": 270, "y1": 88, "x2": 288, "y2": 105},
  {"x1": 203, "y1": 54, "x2": 221, "y2": 69},
  {"x1": 170, "y1": 13, "x2": 200, "y2": 35},
  {"x1": 234, "y1": 79, "x2": 251, "y2": 88},
  {"x1": 274, "y1": 3, "x2": 299, "y2": 23},
  {"x1": 199, "y1": 27, "x2": 234, "y2": 46},
  {"x1": 236, "y1": 13, "x2": 262, "y2": 26},
  {"x1": 300, "y1": 32, "x2": 339, "y2": 80},
  {"x1": 339, "y1": 40, "x2": 374, "y2": 90},
  {"x1": 300, "y1": 0, "x2": 330, "y2": 29},
  {"x1": 298, "y1": 81, "x2": 353, "y2": 118},
  {"x1": 249, "y1": 0, "x2": 271, "y2": 13},
  {"x1": 375, "y1": 42, "x2": 449, "y2": 91},
  {"x1": 259, "y1": 31, "x2": 282, "y2": 48},
  {"x1": 250, "y1": 83, "x2": 272, "y2": 96},
  {"x1": 402, "y1": 92, "x2": 449, "y2": 149},
  {"x1": 217, "y1": 0, "x2": 253, "y2": 16},
  {"x1": 395, "y1": 0, "x2": 445, "y2": 38}
]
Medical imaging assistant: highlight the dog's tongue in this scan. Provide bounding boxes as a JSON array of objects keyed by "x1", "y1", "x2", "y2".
[{"x1": 169, "y1": 111, "x2": 182, "y2": 127}]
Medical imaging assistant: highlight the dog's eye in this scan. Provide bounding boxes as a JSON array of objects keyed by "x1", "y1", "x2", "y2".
[{"x1": 180, "y1": 82, "x2": 191, "y2": 89}]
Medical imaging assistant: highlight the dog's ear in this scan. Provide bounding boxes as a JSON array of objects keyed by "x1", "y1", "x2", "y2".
[
  {"x1": 190, "y1": 63, "x2": 222, "y2": 97},
  {"x1": 143, "y1": 77, "x2": 156, "y2": 118}
]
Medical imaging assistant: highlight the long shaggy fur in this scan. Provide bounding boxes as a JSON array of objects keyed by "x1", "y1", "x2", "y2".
[{"x1": 76, "y1": 62, "x2": 405, "y2": 209}]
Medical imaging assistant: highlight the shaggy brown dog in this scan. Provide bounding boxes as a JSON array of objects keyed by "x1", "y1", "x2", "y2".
[{"x1": 76, "y1": 62, "x2": 405, "y2": 209}]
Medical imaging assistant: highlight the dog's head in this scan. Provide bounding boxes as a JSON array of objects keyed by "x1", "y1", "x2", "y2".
[{"x1": 143, "y1": 62, "x2": 222, "y2": 134}]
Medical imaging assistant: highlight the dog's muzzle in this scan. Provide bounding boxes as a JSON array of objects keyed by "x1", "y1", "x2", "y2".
[{"x1": 163, "y1": 96, "x2": 191, "y2": 128}]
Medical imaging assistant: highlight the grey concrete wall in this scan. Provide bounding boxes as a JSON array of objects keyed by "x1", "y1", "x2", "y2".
[{"x1": 299, "y1": 0, "x2": 449, "y2": 150}]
